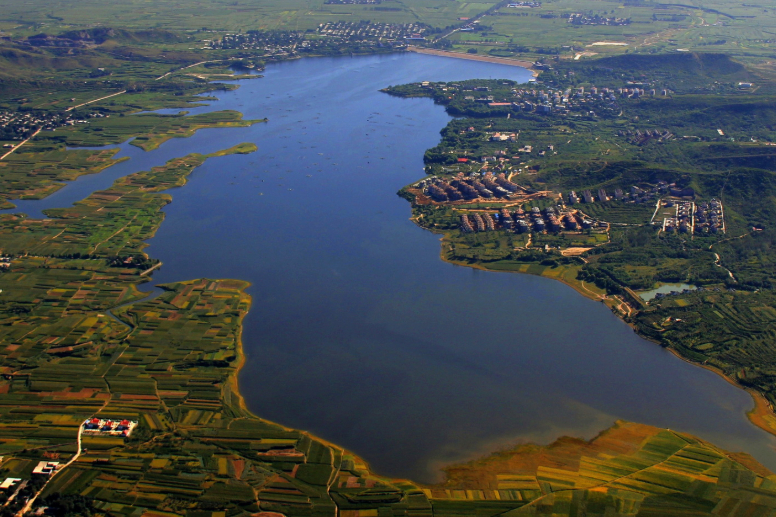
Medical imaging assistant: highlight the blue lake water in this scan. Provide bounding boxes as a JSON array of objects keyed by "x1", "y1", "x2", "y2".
[{"x1": 7, "y1": 53, "x2": 776, "y2": 483}]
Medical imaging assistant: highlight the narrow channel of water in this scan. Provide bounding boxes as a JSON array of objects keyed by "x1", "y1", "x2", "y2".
[{"x1": 9, "y1": 53, "x2": 776, "y2": 483}]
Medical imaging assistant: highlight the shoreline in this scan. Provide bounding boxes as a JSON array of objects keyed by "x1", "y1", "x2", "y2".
[
  {"x1": 432, "y1": 231, "x2": 776, "y2": 441},
  {"x1": 406, "y1": 47, "x2": 539, "y2": 76},
  {"x1": 431, "y1": 228, "x2": 607, "y2": 304},
  {"x1": 664, "y1": 346, "x2": 776, "y2": 437},
  {"x1": 228, "y1": 283, "x2": 421, "y2": 487}
]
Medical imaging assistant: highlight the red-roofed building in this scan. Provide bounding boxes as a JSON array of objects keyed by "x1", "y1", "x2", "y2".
[{"x1": 457, "y1": 158, "x2": 469, "y2": 163}]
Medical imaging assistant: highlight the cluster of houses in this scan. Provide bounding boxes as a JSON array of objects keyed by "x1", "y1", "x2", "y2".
[
  {"x1": 488, "y1": 133, "x2": 535, "y2": 153},
  {"x1": 317, "y1": 21, "x2": 427, "y2": 41},
  {"x1": 568, "y1": 181, "x2": 688, "y2": 206},
  {"x1": 695, "y1": 199, "x2": 725, "y2": 234},
  {"x1": 422, "y1": 172, "x2": 523, "y2": 202},
  {"x1": 659, "y1": 198, "x2": 724, "y2": 234},
  {"x1": 83, "y1": 417, "x2": 137, "y2": 438},
  {"x1": 618, "y1": 128, "x2": 675, "y2": 145},
  {"x1": 568, "y1": 13, "x2": 631, "y2": 25},
  {"x1": 0, "y1": 461, "x2": 61, "y2": 496},
  {"x1": 508, "y1": 1, "x2": 541, "y2": 7},
  {"x1": 461, "y1": 84, "x2": 624, "y2": 117},
  {"x1": 210, "y1": 23, "x2": 422, "y2": 53},
  {"x1": 438, "y1": 82, "x2": 673, "y2": 117},
  {"x1": 0, "y1": 110, "x2": 105, "y2": 141},
  {"x1": 209, "y1": 31, "x2": 306, "y2": 52},
  {"x1": 462, "y1": 205, "x2": 597, "y2": 234},
  {"x1": 663, "y1": 200, "x2": 694, "y2": 233}
]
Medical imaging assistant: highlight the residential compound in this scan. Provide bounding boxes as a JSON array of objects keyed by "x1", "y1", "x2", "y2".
[
  {"x1": 83, "y1": 417, "x2": 138, "y2": 438},
  {"x1": 418, "y1": 172, "x2": 531, "y2": 203},
  {"x1": 617, "y1": 128, "x2": 675, "y2": 145},
  {"x1": 460, "y1": 205, "x2": 596, "y2": 234},
  {"x1": 660, "y1": 198, "x2": 725, "y2": 234},
  {"x1": 568, "y1": 181, "x2": 680, "y2": 206},
  {"x1": 411, "y1": 81, "x2": 668, "y2": 118},
  {"x1": 413, "y1": 171, "x2": 723, "y2": 237}
]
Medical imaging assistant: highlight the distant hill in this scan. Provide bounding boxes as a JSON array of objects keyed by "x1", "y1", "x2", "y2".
[
  {"x1": 594, "y1": 52, "x2": 751, "y2": 80},
  {"x1": 26, "y1": 27, "x2": 185, "y2": 47},
  {"x1": 544, "y1": 52, "x2": 758, "y2": 93}
]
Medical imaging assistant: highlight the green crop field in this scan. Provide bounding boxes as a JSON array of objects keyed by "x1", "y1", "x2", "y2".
[{"x1": 0, "y1": 0, "x2": 500, "y2": 32}]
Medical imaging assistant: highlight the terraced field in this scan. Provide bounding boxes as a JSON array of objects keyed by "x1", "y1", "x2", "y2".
[{"x1": 431, "y1": 421, "x2": 776, "y2": 517}]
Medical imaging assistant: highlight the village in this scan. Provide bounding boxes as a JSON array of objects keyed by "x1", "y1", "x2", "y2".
[
  {"x1": 412, "y1": 168, "x2": 724, "y2": 238},
  {"x1": 316, "y1": 21, "x2": 427, "y2": 41},
  {"x1": 409, "y1": 171, "x2": 605, "y2": 238},
  {"x1": 657, "y1": 198, "x2": 725, "y2": 234},
  {"x1": 507, "y1": 2, "x2": 542, "y2": 8},
  {"x1": 567, "y1": 13, "x2": 631, "y2": 26},
  {"x1": 209, "y1": 22, "x2": 427, "y2": 53},
  {"x1": 415, "y1": 80, "x2": 672, "y2": 118},
  {"x1": 0, "y1": 110, "x2": 106, "y2": 142},
  {"x1": 459, "y1": 205, "x2": 601, "y2": 235}
]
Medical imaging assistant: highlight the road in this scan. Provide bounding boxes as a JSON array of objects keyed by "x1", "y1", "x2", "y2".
[
  {"x1": 65, "y1": 90, "x2": 127, "y2": 112},
  {"x1": 140, "y1": 261, "x2": 162, "y2": 276},
  {"x1": 16, "y1": 424, "x2": 84, "y2": 516},
  {"x1": 155, "y1": 60, "x2": 219, "y2": 81},
  {"x1": 713, "y1": 252, "x2": 737, "y2": 281},
  {"x1": 0, "y1": 128, "x2": 42, "y2": 161},
  {"x1": 432, "y1": 0, "x2": 513, "y2": 42},
  {"x1": 650, "y1": 198, "x2": 661, "y2": 224}
]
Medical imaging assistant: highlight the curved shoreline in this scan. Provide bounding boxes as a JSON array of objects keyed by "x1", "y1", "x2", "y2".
[
  {"x1": 430, "y1": 230, "x2": 776, "y2": 441},
  {"x1": 228, "y1": 287, "x2": 421, "y2": 487},
  {"x1": 664, "y1": 347, "x2": 776, "y2": 437}
]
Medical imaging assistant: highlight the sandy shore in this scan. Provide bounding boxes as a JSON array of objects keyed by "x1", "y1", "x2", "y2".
[{"x1": 406, "y1": 47, "x2": 538, "y2": 76}]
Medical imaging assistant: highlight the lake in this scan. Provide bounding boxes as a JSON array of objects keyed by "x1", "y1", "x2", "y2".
[
  {"x1": 8, "y1": 52, "x2": 776, "y2": 483},
  {"x1": 639, "y1": 283, "x2": 697, "y2": 301}
]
